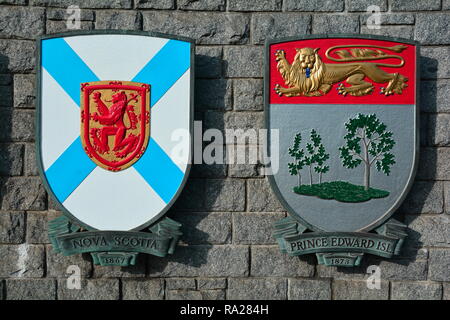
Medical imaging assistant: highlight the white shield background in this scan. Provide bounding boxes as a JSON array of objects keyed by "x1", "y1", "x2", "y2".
[{"x1": 37, "y1": 33, "x2": 192, "y2": 231}]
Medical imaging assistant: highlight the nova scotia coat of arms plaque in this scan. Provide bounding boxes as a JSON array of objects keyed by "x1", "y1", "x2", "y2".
[
  {"x1": 37, "y1": 31, "x2": 194, "y2": 266},
  {"x1": 266, "y1": 35, "x2": 419, "y2": 267}
]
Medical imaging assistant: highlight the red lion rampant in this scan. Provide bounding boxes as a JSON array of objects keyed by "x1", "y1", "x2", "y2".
[
  {"x1": 81, "y1": 81, "x2": 150, "y2": 172},
  {"x1": 89, "y1": 91, "x2": 140, "y2": 158}
]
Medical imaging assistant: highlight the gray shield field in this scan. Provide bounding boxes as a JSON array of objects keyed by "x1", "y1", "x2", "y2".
[{"x1": 268, "y1": 103, "x2": 417, "y2": 232}]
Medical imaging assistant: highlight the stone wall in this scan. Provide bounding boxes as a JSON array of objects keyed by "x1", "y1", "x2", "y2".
[{"x1": 0, "y1": 0, "x2": 448, "y2": 300}]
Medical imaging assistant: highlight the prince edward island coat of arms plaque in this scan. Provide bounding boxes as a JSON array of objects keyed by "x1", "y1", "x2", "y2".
[
  {"x1": 267, "y1": 35, "x2": 419, "y2": 267},
  {"x1": 37, "y1": 31, "x2": 194, "y2": 266}
]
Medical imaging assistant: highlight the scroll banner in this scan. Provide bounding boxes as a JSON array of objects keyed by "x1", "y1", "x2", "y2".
[
  {"x1": 48, "y1": 216, "x2": 182, "y2": 265},
  {"x1": 273, "y1": 216, "x2": 407, "y2": 264},
  {"x1": 57, "y1": 231, "x2": 173, "y2": 257},
  {"x1": 278, "y1": 232, "x2": 401, "y2": 258}
]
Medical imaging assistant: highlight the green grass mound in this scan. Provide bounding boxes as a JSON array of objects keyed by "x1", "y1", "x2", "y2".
[{"x1": 293, "y1": 181, "x2": 389, "y2": 203}]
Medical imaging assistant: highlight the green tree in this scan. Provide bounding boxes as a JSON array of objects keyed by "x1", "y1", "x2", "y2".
[
  {"x1": 288, "y1": 133, "x2": 305, "y2": 187},
  {"x1": 315, "y1": 144, "x2": 330, "y2": 183},
  {"x1": 339, "y1": 114, "x2": 395, "y2": 191},
  {"x1": 304, "y1": 130, "x2": 329, "y2": 185}
]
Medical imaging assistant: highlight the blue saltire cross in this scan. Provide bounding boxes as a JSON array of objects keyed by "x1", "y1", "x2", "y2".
[{"x1": 42, "y1": 38, "x2": 190, "y2": 204}]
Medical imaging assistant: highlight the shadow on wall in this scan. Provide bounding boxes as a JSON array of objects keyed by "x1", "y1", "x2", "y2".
[
  {"x1": 0, "y1": 52, "x2": 13, "y2": 208},
  {"x1": 3, "y1": 43, "x2": 435, "y2": 275},
  {"x1": 147, "y1": 50, "x2": 227, "y2": 273},
  {"x1": 32, "y1": 48, "x2": 227, "y2": 276},
  {"x1": 148, "y1": 49, "x2": 440, "y2": 275},
  {"x1": 329, "y1": 52, "x2": 439, "y2": 275}
]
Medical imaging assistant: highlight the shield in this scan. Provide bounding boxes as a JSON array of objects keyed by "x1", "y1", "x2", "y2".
[
  {"x1": 37, "y1": 31, "x2": 193, "y2": 232},
  {"x1": 266, "y1": 35, "x2": 418, "y2": 233},
  {"x1": 80, "y1": 80, "x2": 150, "y2": 171}
]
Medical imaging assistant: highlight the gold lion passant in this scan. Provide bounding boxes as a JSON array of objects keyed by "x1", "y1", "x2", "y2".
[{"x1": 274, "y1": 44, "x2": 409, "y2": 97}]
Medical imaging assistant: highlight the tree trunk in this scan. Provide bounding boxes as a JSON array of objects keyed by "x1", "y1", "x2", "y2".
[
  {"x1": 298, "y1": 173, "x2": 302, "y2": 187},
  {"x1": 319, "y1": 172, "x2": 322, "y2": 184},
  {"x1": 309, "y1": 165, "x2": 313, "y2": 186},
  {"x1": 362, "y1": 132, "x2": 370, "y2": 191},
  {"x1": 364, "y1": 162, "x2": 370, "y2": 191}
]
